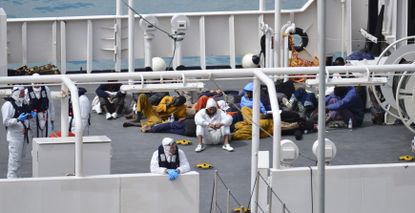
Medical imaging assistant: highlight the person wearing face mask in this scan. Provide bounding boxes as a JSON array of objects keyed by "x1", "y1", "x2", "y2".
[
  {"x1": 2, "y1": 86, "x2": 33, "y2": 178},
  {"x1": 150, "y1": 137, "x2": 190, "y2": 181},
  {"x1": 26, "y1": 73, "x2": 55, "y2": 137},
  {"x1": 194, "y1": 98, "x2": 234, "y2": 152}
]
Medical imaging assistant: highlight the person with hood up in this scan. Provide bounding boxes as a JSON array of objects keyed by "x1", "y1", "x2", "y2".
[
  {"x1": 68, "y1": 87, "x2": 91, "y2": 135},
  {"x1": 240, "y1": 82, "x2": 267, "y2": 114},
  {"x1": 2, "y1": 86, "x2": 34, "y2": 178},
  {"x1": 194, "y1": 98, "x2": 234, "y2": 152},
  {"x1": 326, "y1": 86, "x2": 365, "y2": 128},
  {"x1": 150, "y1": 137, "x2": 190, "y2": 181},
  {"x1": 26, "y1": 73, "x2": 55, "y2": 137}
]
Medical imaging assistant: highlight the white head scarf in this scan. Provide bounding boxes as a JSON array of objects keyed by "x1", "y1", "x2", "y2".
[
  {"x1": 162, "y1": 137, "x2": 175, "y2": 157},
  {"x1": 206, "y1": 98, "x2": 217, "y2": 109}
]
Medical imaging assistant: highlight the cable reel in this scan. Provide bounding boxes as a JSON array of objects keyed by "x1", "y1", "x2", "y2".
[
  {"x1": 372, "y1": 38, "x2": 415, "y2": 120},
  {"x1": 396, "y1": 68, "x2": 415, "y2": 133}
]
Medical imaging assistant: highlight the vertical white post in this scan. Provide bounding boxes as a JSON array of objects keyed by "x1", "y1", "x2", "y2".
[
  {"x1": 341, "y1": 0, "x2": 345, "y2": 58},
  {"x1": 87, "y1": 20, "x2": 93, "y2": 73},
  {"x1": 274, "y1": 0, "x2": 281, "y2": 67},
  {"x1": 251, "y1": 77, "x2": 261, "y2": 213},
  {"x1": 396, "y1": 0, "x2": 408, "y2": 48},
  {"x1": 199, "y1": 16, "x2": 206, "y2": 69},
  {"x1": 61, "y1": 77, "x2": 83, "y2": 177},
  {"x1": 144, "y1": 36, "x2": 152, "y2": 68},
  {"x1": 317, "y1": 0, "x2": 327, "y2": 213},
  {"x1": 265, "y1": 28, "x2": 272, "y2": 68},
  {"x1": 0, "y1": 9, "x2": 7, "y2": 75},
  {"x1": 128, "y1": 0, "x2": 135, "y2": 73},
  {"x1": 259, "y1": 0, "x2": 265, "y2": 11},
  {"x1": 51, "y1": 21, "x2": 57, "y2": 66},
  {"x1": 61, "y1": 84, "x2": 69, "y2": 137},
  {"x1": 22, "y1": 22, "x2": 27, "y2": 66},
  {"x1": 229, "y1": 15, "x2": 236, "y2": 69},
  {"x1": 115, "y1": 0, "x2": 122, "y2": 72},
  {"x1": 60, "y1": 21, "x2": 67, "y2": 73},
  {"x1": 174, "y1": 41, "x2": 182, "y2": 70}
]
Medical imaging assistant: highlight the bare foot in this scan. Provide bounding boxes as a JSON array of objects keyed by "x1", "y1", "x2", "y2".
[{"x1": 140, "y1": 125, "x2": 151, "y2": 133}]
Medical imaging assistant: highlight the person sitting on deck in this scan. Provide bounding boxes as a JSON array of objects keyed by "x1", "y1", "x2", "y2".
[
  {"x1": 239, "y1": 82, "x2": 267, "y2": 115},
  {"x1": 95, "y1": 81, "x2": 125, "y2": 120},
  {"x1": 194, "y1": 98, "x2": 234, "y2": 152},
  {"x1": 232, "y1": 82, "x2": 273, "y2": 140},
  {"x1": 134, "y1": 93, "x2": 187, "y2": 129},
  {"x1": 150, "y1": 137, "x2": 190, "y2": 181},
  {"x1": 326, "y1": 86, "x2": 365, "y2": 128}
]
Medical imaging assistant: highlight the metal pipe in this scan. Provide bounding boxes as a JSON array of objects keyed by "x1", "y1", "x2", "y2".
[
  {"x1": 61, "y1": 76, "x2": 83, "y2": 177},
  {"x1": 144, "y1": 35, "x2": 153, "y2": 68},
  {"x1": 254, "y1": 70, "x2": 281, "y2": 170},
  {"x1": 87, "y1": 20, "x2": 93, "y2": 73},
  {"x1": 279, "y1": 22, "x2": 291, "y2": 67},
  {"x1": 60, "y1": 85, "x2": 69, "y2": 137},
  {"x1": 60, "y1": 21, "x2": 67, "y2": 73},
  {"x1": 213, "y1": 170, "x2": 217, "y2": 213},
  {"x1": 128, "y1": 0, "x2": 135, "y2": 73},
  {"x1": 317, "y1": 0, "x2": 327, "y2": 213},
  {"x1": 22, "y1": 22, "x2": 27, "y2": 66},
  {"x1": 251, "y1": 78, "x2": 261, "y2": 213},
  {"x1": 283, "y1": 23, "x2": 295, "y2": 68},
  {"x1": 174, "y1": 41, "x2": 182, "y2": 70},
  {"x1": 264, "y1": 26, "x2": 273, "y2": 68},
  {"x1": 0, "y1": 64, "x2": 415, "y2": 85},
  {"x1": 0, "y1": 9, "x2": 7, "y2": 74},
  {"x1": 341, "y1": 0, "x2": 346, "y2": 58},
  {"x1": 274, "y1": 0, "x2": 281, "y2": 67},
  {"x1": 259, "y1": 0, "x2": 265, "y2": 11},
  {"x1": 115, "y1": 0, "x2": 122, "y2": 72}
]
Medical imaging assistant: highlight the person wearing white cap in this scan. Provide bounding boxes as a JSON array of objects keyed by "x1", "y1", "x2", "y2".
[
  {"x1": 25, "y1": 73, "x2": 55, "y2": 137},
  {"x1": 2, "y1": 86, "x2": 34, "y2": 178},
  {"x1": 194, "y1": 98, "x2": 234, "y2": 152},
  {"x1": 150, "y1": 137, "x2": 190, "y2": 181}
]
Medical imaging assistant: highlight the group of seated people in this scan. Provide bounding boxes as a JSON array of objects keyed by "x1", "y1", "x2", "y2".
[{"x1": 92, "y1": 77, "x2": 366, "y2": 153}]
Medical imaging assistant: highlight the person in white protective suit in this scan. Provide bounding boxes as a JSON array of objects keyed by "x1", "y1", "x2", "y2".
[
  {"x1": 2, "y1": 86, "x2": 34, "y2": 178},
  {"x1": 150, "y1": 137, "x2": 190, "y2": 181},
  {"x1": 68, "y1": 87, "x2": 91, "y2": 135},
  {"x1": 25, "y1": 73, "x2": 55, "y2": 137},
  {"x1": 194, "y1": 98, "x2": 234, "y2": 152}
]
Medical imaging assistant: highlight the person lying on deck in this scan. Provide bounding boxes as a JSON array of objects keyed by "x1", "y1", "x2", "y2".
[{"x1": 134, "y1": 93, "x2": 187, "y2": 128}]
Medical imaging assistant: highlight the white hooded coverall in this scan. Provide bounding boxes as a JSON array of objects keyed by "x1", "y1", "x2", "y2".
[
  {"x1": 68, "y1": 94, "x2": 91, "y2": 134},
  {"x1": 2, "y1": 87, "x2": 31, "y2": 178},
  {"x1": 194, "y1": 98, "x2": 233, "y2": 144}
]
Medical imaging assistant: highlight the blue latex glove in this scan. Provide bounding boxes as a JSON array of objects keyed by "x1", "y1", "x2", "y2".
[
  {"x1": 31, "y1": 111, "x2": 37, "y2": 119},
  {"x1": 17, "y1": 113, "x2": 27, "y2": 122},
  {"x1": 167, "y1": 169, "x2": 177, "y2": 181},
  {"x1": 172, "y1": 169, "x2": 180, "y2": 179}
]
